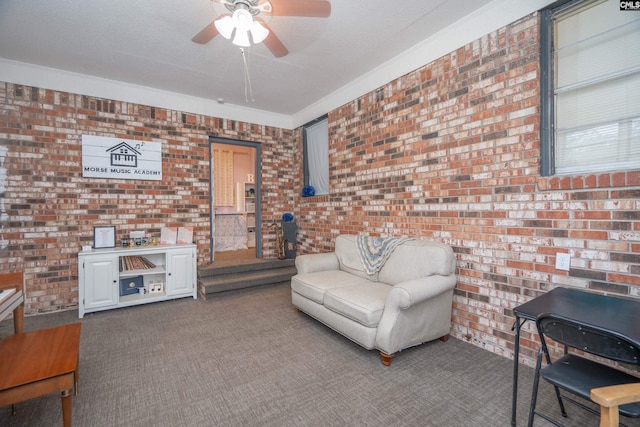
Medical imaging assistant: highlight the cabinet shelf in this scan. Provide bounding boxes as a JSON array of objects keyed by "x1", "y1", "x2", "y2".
[
  {"x1": 119, "y1": 291, "x2": 166, "y2": 304},
  {"x1": 120, "y1": 266, "x2": 166, "y2": 277},
  {"x1": 78, "y1": 244, "x2": 197, "y2": 318}
]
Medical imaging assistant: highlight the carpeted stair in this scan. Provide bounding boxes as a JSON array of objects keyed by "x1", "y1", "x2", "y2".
[{"x1": 198, "y1": 258, "x2": 296, "y2": 299}]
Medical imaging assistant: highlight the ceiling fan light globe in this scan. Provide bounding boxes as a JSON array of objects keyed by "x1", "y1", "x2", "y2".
[
  {"x1": 250, "y1": 21, "x2": 269, "y2": 44},
  {"x1": 232, "y1": 8, "x2": 253, "y2": 32},
  {"x1": 232, "y1": 30, "x2": 251, "y2": 47},
  {"x1": 214, "y1": 15, "x2": 234, "y2": 40}
]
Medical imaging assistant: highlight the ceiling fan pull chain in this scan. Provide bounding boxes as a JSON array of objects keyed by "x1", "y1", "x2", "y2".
[{"x1": 241, "y1": 47, "x2": 255, "y2": 102}]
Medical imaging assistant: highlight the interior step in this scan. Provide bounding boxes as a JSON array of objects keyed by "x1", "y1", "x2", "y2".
[{"x1": 198, "y1": 259, "x2": 296, "y2": 299}]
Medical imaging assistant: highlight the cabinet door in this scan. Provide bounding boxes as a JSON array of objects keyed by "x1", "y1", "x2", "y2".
[
  {"x1": 166, "y1": 249, "x2": 194, "y2": 296},
  {"x1": 82, "y1": 255, "x2": 119, "y2": 310}
]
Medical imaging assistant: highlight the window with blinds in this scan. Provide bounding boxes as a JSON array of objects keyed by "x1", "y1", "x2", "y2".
[
  {"x1": 544, "y1": 0, "x2": 640, "y2": 175},
  {"x1": 303, "y1": 117, "x2": 329, "y2": 195}
]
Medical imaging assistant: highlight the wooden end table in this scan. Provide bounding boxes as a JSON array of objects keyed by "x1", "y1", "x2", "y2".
[{"x1": 0, "y1": 323, "x2": 82, "y2": 427}]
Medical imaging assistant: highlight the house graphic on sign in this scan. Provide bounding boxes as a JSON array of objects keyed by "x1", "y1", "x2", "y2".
[{"x1": 107, "y1": 142, "x2": 141, "y2": 168}]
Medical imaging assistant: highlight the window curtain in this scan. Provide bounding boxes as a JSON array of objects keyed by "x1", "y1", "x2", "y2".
[
  {"x1": 554, "y1": 0, "x2": 640, "y2": 174},
  {"x1": 305, "y1": 118, "x2": 329, "y2": 194},
  {"x1": 213, "y1": 149, "x2": 234, "y2": 206}
]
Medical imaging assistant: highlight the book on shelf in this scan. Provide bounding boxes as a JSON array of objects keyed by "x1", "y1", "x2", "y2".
[{"x1": 119, "y1": 256, "x2": 156, "y2": 272}]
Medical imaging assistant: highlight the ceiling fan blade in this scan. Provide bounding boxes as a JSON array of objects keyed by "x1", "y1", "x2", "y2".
[
  {"x1": 192, "y1": 13, "x2": 231, "y2": 44},
  {"x1": 267, "y1": 0, "x2": 331, "y2": 17},
  {"x1": 259, "y1": 21, "x2": 289, "y2": 57},
  {"x1": 191, "y1": 21, "x2": 220, "y2": 44}
]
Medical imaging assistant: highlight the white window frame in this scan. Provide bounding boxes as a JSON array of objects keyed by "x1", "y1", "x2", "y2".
[{"x1": 540, "y1": 0, "x2": 640, "y2": 176}]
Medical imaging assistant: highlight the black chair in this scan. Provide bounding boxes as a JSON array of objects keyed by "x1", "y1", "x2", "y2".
[{"x1": 527, "y1": 312, "x2": 640, "y2": 427}]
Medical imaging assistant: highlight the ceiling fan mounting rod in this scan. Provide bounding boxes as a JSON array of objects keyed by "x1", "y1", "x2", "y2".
[{"x1": 222, "y1": 0, "x2": 264, "y2": 17}]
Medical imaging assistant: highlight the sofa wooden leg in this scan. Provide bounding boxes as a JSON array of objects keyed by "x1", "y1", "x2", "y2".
[
  {"x1": 439, "y1": 335, "x2": 449, "y2": 342},
  {"x1": 380, "y1": 352, "x2": 394, "y2": 366}
]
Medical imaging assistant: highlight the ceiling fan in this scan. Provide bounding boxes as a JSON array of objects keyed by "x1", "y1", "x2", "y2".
[{"x1": 192, "y1": 0, "x2": 331, "y2": 58}]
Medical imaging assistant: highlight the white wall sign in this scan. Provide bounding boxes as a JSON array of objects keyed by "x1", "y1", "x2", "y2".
[{"x1": 82, "y1": 135, "x2": 162, "y2": 181}]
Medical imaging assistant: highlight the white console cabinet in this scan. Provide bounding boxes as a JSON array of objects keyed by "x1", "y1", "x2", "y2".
[{"x1": 78, "y1": 244, "x2": 197, "y2": 318}]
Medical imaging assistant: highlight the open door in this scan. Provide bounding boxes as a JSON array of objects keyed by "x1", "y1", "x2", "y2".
[{"x1": 209, "y1": 138, "x2": 261, "y2": 263}]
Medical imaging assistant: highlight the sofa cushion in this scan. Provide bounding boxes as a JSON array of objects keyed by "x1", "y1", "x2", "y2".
[
  {"x1": 335, "y1": 235, "x2": 379, "y2": 281},
  {"x1": 323, "y1": 282, "x2": 392, "y2": 327},
  {"x1": 378, "y1": 239, "x2": 456, "y2": 285},
  {"x1": 291, "y1": 270, "x2": 374, "y2": 304}
]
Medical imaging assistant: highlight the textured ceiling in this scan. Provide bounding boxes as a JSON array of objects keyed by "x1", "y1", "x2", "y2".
[{"x1": 0, "y1": 0, "x2": 551, "y2": 128}]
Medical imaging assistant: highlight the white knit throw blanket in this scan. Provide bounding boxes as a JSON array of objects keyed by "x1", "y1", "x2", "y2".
[{"x1": 356, "y1": 235, "x2": 412, "y2": 275}]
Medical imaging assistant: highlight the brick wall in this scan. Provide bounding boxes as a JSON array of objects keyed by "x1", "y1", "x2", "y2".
[
  {"x1": 0, "y1": 85, "x2": 294, "y2": 314},
  {"x1": 294, "y1": 13, "x2": 640, "y2": 366},
  {"x1": 2, "y1": 11, "x2": 639, "y2": 368}
]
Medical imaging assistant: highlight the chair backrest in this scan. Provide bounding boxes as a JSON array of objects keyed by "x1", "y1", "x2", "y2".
[
  {"x1": 0, "y1": 272, "x2": 24, "y2": 290},
  {"x1": 536, "y1": 313, "x2": 640, "y2": 365}
]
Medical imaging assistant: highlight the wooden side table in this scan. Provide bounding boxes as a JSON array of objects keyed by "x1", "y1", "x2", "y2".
[
  {"x1": 0, "y1": 323, "x2": 82, "y2": 427},
  {"x1": 0, "y1": 272, "x2": 25, "y2": 334}
]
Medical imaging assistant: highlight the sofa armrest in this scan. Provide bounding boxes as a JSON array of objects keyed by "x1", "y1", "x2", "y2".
[
  {"x1": 294, "y1": 252, "x2": 340, "y2": 274},
  {"x1": 388, "y1": 275, "x2": 457, "y2": 309},
  {"x1": 375, "y1": 274, "x2": 457, "y2": 355}
]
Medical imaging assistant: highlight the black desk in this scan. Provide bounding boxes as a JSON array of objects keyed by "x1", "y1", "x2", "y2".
[{"x1": 510, "y1": 287, "x2": 640, "y2": 426}]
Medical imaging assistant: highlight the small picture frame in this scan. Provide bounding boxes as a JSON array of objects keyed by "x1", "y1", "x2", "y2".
[
  {"x1": 160, "y1": 227, "x2": 177, "y2": 245},
  {"x1": 94, "y1": 226, "x2": 116, "y2": 249},
  {"x1": 177, "y1": 227, "x2": 193, "y2": 245}
]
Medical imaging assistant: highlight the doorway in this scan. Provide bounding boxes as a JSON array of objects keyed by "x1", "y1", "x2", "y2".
[{"x1": 209, "y1": 138, "x2": 261, "y2": 263}]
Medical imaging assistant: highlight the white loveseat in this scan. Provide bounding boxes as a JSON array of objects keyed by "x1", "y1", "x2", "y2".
[{"x1": 291, "y1": 235, "x2": 457, "y2": 366}]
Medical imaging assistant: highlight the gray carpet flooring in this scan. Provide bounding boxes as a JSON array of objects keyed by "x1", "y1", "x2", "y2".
[{"x1": 1, "y1": 282, "x2": 635, "y2": 427}]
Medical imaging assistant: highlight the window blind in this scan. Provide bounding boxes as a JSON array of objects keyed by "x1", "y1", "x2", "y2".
[
  {"x1": 305, "y1": 118, "x2": 329, "y2": 195},
  {"x1": 213, "y1": 149, "x2": 234, "y2": 206},
  {"x1": 554, "y1": 0, "x2": 640, "y2": 174}
]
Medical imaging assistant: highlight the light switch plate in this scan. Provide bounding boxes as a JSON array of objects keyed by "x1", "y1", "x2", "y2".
[{"x1": 556, "y1": 253, "x2": 570, "y2": 271}]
